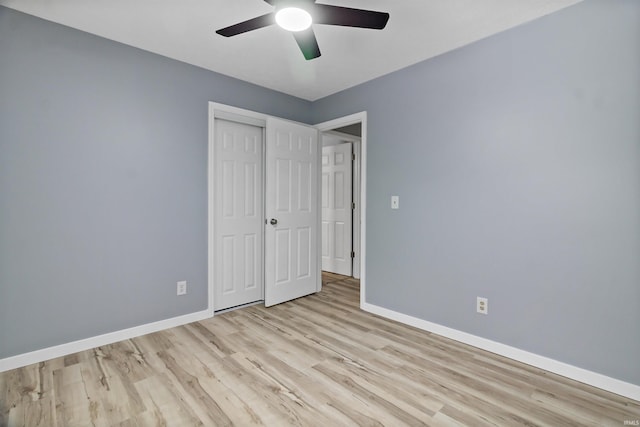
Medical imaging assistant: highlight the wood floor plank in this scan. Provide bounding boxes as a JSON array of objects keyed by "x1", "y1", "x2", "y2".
[
  {"x1": 1, "y1": 273, "x2": 639, "y2": 426},
  {"x1": 134, "y1": 374, "x2": 205, "y2": 426}
]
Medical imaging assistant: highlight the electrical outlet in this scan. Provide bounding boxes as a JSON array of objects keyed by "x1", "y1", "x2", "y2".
[
  {"x1": 177, "y1": 281, "x2": 187, "y2": 296},
  {"x1": 477, "y1": 297, "x2": 488, "y2": 315},
  {"x1": 391, "y1": 196, "x2": 399, "y2": 209}
]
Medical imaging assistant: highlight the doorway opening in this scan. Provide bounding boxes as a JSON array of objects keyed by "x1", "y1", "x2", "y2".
[
  {"x1": 320, "y1": 126, "x2": 361, "y2": 278},
  {"x1": 316, "y1": 112, "x2": 367, "y2": 307}
]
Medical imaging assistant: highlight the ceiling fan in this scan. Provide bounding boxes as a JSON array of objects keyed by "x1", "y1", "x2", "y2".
[{"x1": 215, "y1": 0, "x2": 390, "y2": 60}]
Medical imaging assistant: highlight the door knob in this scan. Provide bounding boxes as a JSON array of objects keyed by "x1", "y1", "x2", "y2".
[{"x1": 270, "y1": 218, "x2": 278, "y2": 225}]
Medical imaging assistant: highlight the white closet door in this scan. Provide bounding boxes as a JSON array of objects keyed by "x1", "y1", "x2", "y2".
[
  {"x1": 264, "y1": 117, "x2": 320, "y2": 307},
  {"x1": 321, "y1": 142, "x2": 353, "y2": 276},
  {"x1": 214, "y1": 119, "x2": 263, "y2": 311}
]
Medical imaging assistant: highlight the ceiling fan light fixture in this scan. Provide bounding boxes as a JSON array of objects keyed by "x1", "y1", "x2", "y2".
[{"x1": 275, "y1": 7, "x2": 312, "y2": 32}]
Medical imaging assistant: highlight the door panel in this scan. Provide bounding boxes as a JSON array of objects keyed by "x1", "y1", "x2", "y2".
[
  {"x1": 265, "y1": 117, "x2": 319, "y2": 307},
  {"x1": 321, "y1": 142, "x2": 353, "y2": 276},
  {"x1": 214, "y1": 119, "x2": 263, "y2": 311}
]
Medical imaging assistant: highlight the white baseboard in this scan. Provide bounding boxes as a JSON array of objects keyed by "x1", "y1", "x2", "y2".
[
  {"x1": 362, "y1": 302, "x2": 640, "y2": 402},
  {"x1": 0, "y1": 308, "x2": 213, "y2": 373}
]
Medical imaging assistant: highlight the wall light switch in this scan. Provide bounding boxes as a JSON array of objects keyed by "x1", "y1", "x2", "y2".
[
  {"x1": 177, "y1": 281, "x2": 187, "y2": 296},
  {"x1": 391, "y1": 196, "x2": 399, "y2": 209}
]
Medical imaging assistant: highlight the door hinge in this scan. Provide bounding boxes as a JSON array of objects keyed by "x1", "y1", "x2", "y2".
[
  {"x1": 352, "y1": 153, "x2": 356, "y2": 161},
  {"x1": 352, "y1": 202, "x2": 356, "y2": 210},
  {"x1": 351, "y1": 251, "x2": 355, "y2": 258}
]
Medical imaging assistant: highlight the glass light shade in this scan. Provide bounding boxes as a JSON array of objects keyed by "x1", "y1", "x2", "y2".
[{"x1": 275, "y1": 7, "x2": 312, "y2": 32}]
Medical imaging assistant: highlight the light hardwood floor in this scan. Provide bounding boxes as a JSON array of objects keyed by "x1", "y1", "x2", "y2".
[{"x1": 1, "y1": 272, "x2": 639, "y2": 426}]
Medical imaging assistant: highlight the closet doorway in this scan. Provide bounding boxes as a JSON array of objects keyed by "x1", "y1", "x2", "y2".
[{"x1": 210, "y1": 104, "x2": 321, "y2": 312}]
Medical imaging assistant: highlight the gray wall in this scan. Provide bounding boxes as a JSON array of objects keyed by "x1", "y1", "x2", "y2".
[
  {"x1": 312, "y1": 0, "x2": 640, "y2": 385},
  {"x1": 0, "y1": 6, "x2": 311, "y2": 359}
]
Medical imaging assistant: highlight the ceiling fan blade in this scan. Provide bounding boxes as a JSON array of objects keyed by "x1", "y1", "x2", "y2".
[
  {"x1": 292, "y1": 28, "x2": 321, "y2": 60},
  {"x1": 312, "y1": 4, "x2": 389, "y2": 29},
  {"x1": 216, "y1": 13, "x2": 275, "y2": 37}
]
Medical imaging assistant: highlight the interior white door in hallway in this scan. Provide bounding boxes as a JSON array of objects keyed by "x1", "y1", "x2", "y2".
[
  {"x1": 213, "y1": 119, "x2": 263, "y2": 311},
  {"x1": 265, "y1": 117, "x2": 320, "y2": 307},
  {"x1": 321, "y1": 143, "x2": 353, "y2": 276}
]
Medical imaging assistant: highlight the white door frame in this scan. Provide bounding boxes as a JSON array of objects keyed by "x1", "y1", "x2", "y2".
[{"x1": 315, "y1": 112, "x2": 367, "y2": 308}]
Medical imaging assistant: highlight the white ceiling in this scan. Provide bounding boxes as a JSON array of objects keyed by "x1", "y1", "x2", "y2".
[{"x1": 1, "y1": 0, "x2": 582, "y2": 101}]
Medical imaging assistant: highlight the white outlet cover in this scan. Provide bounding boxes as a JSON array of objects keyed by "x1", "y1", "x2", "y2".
[
  {"x1": 477, "y1": 297, "x2": 488, "y2": 314},
  {"x1": 391, "y1": 196, "x2": 400, "y2": 209}
]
